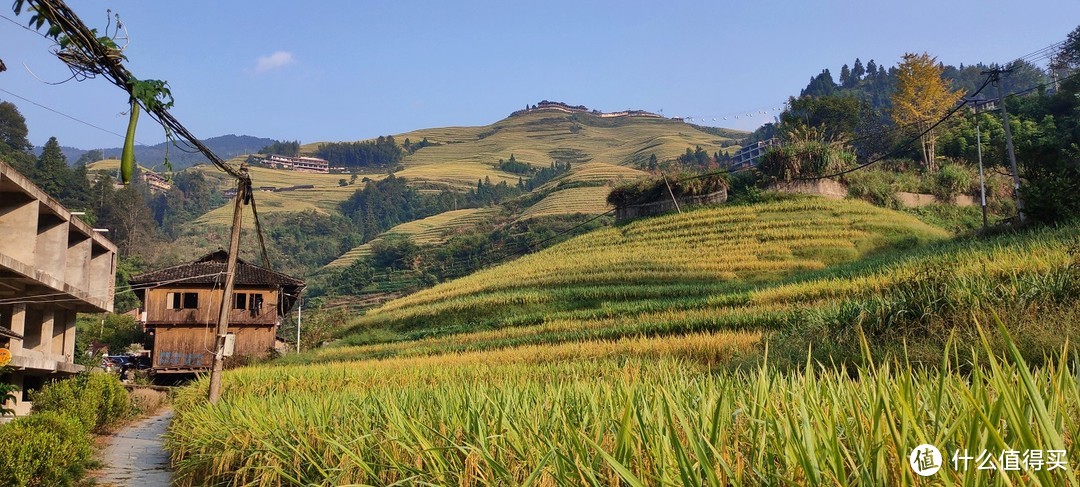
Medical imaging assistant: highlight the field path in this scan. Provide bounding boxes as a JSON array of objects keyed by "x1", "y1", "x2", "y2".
[{"x1": 94, "y1": 409, "x2": 173, "y2": 486}]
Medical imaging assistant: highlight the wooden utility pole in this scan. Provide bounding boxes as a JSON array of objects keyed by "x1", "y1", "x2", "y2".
[
  {"x1": 983, "y1": 68, "x2": 1025, "y2": 224},
  {"x1": 662, "y1": 173, "x2": 682, "y2": 214},
  {"x1": 208, "y1": 167, "x2": 249, "y2": 404}
]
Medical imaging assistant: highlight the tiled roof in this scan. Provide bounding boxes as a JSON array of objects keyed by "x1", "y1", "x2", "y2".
[{"x1": 129, "y1": 250, "x2": 304, "y2": 289}]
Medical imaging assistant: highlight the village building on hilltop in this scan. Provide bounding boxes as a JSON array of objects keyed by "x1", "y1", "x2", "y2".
[
  {"x1": 0, "y1": 160, "x2": 117, "y2": 416},
  {"x1": 257, "y1": 154, "x2": 330, "y2": 173},
  {"x1": 129, "y1": 250, "x2": 304, "y2": 374}
]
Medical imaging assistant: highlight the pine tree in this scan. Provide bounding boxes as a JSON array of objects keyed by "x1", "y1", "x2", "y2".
[
  {"x1": 33, "y1": 137, "x2": 70, "y2": 198},
  {"x1": 851, "y1": 58, "x2": 865, "y2": 82},
  {"x1": 839, "y1": 64, "x2": 852, "y2": 88}
]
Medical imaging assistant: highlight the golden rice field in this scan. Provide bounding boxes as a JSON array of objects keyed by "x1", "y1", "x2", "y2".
[
  {"x1": 167, "y1": 322, "x2": 1080, "y2": 486},
  {"x1": 517, "y1": 186, "x2": 615, "y2": 220},
  {"x1": 325, "y1": 208, "x2": 500, "y2": 268}
]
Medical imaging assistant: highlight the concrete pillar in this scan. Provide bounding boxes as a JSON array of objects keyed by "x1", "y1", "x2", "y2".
[
  {"x1": 51, "y1": 310, "x2": 67, "y2": 357},
  {"x1": 0, "y1": 192, "x2": 38, "y2": 265},
  {"x1": 60, "y1": 310, "x2": 76, "y2": 361},
  {"x1": 35, "y1": 308, "x2": 53, "y2": 356},
  {"x1": 1, "y1": 373, "x2": 24, "y2": 416},
  {"x1": 8, "y1": 304, "x2": 25, "y2": 353}
]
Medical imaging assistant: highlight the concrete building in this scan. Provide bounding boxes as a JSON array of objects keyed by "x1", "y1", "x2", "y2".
[
  {"x1": 0, "y1": 159, "x2": 117, "y2": 416},
  {"x1": 729, "y1": 138, "x2": 780, "y2": 170},
  {"x1": 260, "y1": 154, "x2": 330, "y2": 173}
]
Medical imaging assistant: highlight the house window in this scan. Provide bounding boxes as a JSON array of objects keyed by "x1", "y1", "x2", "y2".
[
  {"x1": 234, "y1": 293, "x2": 247, "y2": 310},
  {"x1": 167, "y1": 292, "x2": 199, "y2": 309},
  {"x1": 249, "y1": 293, "x2": 264, "y2": 312}
]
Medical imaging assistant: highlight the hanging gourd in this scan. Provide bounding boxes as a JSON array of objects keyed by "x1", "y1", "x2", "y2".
[{"x1": 120, "y1": 96, "x2": 139, "y2": 185}]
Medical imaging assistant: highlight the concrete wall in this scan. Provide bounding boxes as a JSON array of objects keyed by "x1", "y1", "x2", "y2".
[
  {"x1": 615, "y1": 190, "x2": 728, "y2": 221},
  {"x1": 896, "y1": 192, "x2": 976, "y2": 207},
  {"x1": 766, "y1": 179, "x2": 849, "y2": 199}
]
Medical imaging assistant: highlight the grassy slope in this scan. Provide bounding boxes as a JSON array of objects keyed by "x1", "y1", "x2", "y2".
[
  {"x1": 325, "y1": 161, "x2": 646, "y2": 269},
  {"x1": 300, "y1": 110, "x2": 741, "y2": 191},
  {"x1": 184, "y1": 112, "x2": 729, "y2": 261},
  {"x1": 325, "y1": 207, "x2": 500, "y2": 268},
  {"x1": 191, "y1": 163, "x2": 386, "y2": 227}
]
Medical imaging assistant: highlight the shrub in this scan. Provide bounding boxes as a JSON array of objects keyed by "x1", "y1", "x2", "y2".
[
  {"x1": 844, "y1": 169, "x2": 899, "y2": 208},
  {"x1": 0, "y1": 411, "x2": 92, "y2": 487},
  {"x1": 758, "y1": 140, "x2": 854, "y2": 182},
  {"x1": 607, "y1": 173, "x2": 728, "y2": 207},
  {"x1": 931, "y1": 162, "x2": 975, "y2": 201},
  {"x1": 30, "y1": 372, "x2": 132, "y2": 433}
]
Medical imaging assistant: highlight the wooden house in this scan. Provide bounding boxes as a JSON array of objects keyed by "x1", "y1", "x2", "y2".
[{"x1": 130, "y1": 250, "x2": 304, "y2": 374}]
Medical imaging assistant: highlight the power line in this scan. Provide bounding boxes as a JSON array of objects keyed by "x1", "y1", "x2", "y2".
[{"x1": 0, "y1": 87, "x2": 144, "y2": 143}]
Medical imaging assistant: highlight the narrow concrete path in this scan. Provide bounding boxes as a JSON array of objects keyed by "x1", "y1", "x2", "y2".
[{"x1": 95, "y1": 409, "x2": 174, "y2": 486}]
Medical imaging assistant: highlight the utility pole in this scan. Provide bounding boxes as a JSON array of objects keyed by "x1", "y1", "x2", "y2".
[
  {"x1": 296, "y1": 296, "x2": 302, "y2": 354},
  {"x1": 965, "y1": 98, "x2": 989, "y2": 230},
  {"x1": 208, "y1": 166, "x2": 249, "y2": 404},
  {"x1": 983, "y1": 68, "x2": 1025, "y2": 224},
  {"x1": 662, "y1": 173, "x2": 682, "y2": 214},
  {"x1": 975, "y1": 107, "x2": 988, "y2": 230}
]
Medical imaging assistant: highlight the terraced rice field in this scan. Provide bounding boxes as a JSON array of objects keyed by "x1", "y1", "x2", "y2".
[
  {"x1": 167, "y1": 195, "x2": 1080, "y2": 486},
  {"x1": 359, "y1": 198, "x2": 948, "y2": 324},
  {"x1": 533, "y1": 161, "x2": 647, "y2": 192},
  {"x1": 325, "y1": 208, "x2": 500, "y2": 268},
  {"x1": 517, "y1": 186, "x2": 615, "y2": 220}
]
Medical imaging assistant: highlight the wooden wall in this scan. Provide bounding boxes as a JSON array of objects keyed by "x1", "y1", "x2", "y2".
[
  {"x1": 143, "y1": 286, "x2": 280, "y2": 326},
  {"x1": 151, "y1": 325, "x2": 275, "y2": 371}
]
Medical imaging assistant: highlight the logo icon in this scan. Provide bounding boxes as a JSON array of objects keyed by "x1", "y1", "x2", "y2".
[{"x1": 910, "y1": 444, "x2": 943, "y2": 476}]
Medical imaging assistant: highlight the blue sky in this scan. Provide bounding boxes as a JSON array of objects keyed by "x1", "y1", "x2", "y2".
[{"x1": 2, "y1": 1, "x2": 1078, "y2": 149}]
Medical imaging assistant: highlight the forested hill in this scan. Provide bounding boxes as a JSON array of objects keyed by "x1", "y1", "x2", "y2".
[{"x1": 33, "y1": 134, "x2": 276, "y2": 170}]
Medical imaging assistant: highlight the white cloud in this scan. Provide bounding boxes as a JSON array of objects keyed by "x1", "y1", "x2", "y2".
[{"x1": 255, "y1": 51, "x2": 295, "y2": 73}]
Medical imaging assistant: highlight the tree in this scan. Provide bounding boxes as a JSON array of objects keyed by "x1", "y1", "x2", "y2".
[
  {"x1": 781, "y1": 94, "x2": 865, "y2": 143},
  {"x1": 839, "y1": 64, "x2": 852, "y2": 88},
  {"x1": 0, "y1": 100, "x2": 34, "y2": 174},
  {"x1": 851, "y1": 58, "x2": 866, "y2": 83},
  {"x1": 1051, "y1": 24, "x2": 1080, "y2": 72},
  {"x1": 801, "y1": 69, "x2": 837, "y2": 97},
  {"x1": 75, "y1": 149, "x2": 104, "y2": 166},
  {"x1": 33, "y1": 137, "x2": 70, "y2": 197},
  {"x1": 890, "y1": 52, "x2": 964, "y2": 171},
  {"x1": 0, "y1": 101, "x2": 30, "y2": 153}
]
